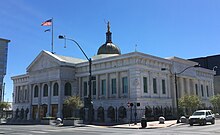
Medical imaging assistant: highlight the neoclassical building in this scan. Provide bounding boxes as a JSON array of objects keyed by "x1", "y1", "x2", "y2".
[{"x1": 11, "y1": 24, "x2": 215, "y2": 122}]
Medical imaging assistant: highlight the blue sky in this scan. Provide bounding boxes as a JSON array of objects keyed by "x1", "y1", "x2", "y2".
[{"x1": 1, "y1": 0, "x2": 220, "y2": 102}]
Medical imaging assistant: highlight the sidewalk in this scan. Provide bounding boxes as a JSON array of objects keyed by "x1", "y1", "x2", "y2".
[
  {"x1": 110, "y1": 120, "x2": 177, "y2": 129},
  {"x1": 86, "y1": 120, "x2": 177, "y2": 129}
]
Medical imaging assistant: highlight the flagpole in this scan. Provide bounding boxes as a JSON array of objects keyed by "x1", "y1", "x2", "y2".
[{"x1": 51, "y1": 18, "x2": 54, "y2": 54}]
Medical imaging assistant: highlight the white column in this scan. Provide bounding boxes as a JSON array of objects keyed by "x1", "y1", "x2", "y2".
[
  {"x1": 198, "y1": 80, "x2": 201, "y2": 97},
  {"x1": 192, "y1": 79, "x2": 195, "y2": 95},
  {"x1": 96, "y1": 75, "x2": 99, "y2": 99},
  {"x1": 47, "y1": 82, "x2": 51, "y2": 117},
  {"x1": 186, "y1": 78, "x2": 190, "y2": 95},
  {"x1": 79, "y1": 77, "x2": 82, "y2": 97},
  {"x1": 57, "y1": 80, "x2": 63, "y2": 118},
  {"x1": 116, "y1": 72, "x2": 120, "y2": 98},
  {"x1": 106, "y1": 73, "x2": 109, "y2": 99},
  {"x1": 179, "y1": 77, "x2": 184, "y2": 98},
  {"x1": 148, "y1": 72, "x2": 152, "y2": 97},
  {"x1": 167, "y1": 74, "x2": 171, "y2": 98},
  {"x1": 29, "y1": 84, "x2": 33, "y2": 120}
]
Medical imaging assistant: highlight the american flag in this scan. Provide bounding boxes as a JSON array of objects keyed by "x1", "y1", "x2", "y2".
[{"x1": 41, "y1": 19, "x2": 52, "y2": 26}]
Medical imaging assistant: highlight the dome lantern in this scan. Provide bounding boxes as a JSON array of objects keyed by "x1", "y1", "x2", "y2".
[{"x1": 97, "y1": 22, "x2": 121, "y2": 55}]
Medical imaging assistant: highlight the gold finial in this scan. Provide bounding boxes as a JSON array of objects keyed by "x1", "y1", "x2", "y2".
[{"x1": 107, "y1": 21, "x2": 110, "y2": 32}]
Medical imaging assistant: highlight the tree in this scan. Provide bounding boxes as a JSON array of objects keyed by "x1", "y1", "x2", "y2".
[
  {"x1": 0, "y1": 102, "x2": 10, "y2": 110},
  {"x1": 210, "y1": 94, "x2": 220, "y2": 113},
  {"x1": 64, "y1": 96, "x2": 83, "y2": 118},
  {"x1": 179, "y1": 95, "x2": 201, "y2": 115},
  {"x1": 0, "y1": 102, "x2": 11, "y2": 118}
]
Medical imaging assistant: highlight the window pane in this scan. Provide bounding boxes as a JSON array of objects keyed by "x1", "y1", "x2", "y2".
[
  {"x1": 92, "y1": 81, "x2": 96, "y2": 96},
  {"x1": 34, "y1": 86, "x2": 38, "y2": 97},
  {"x1": 53, "y1": 83, "x2": 59, "y2": 96},
  {"x1": 206, "y1": 86, "x2": 209, "y2": 97},
  {"x1": 201, "y1": 85, "x2": 204, "y2": 97},
  {"x1": 122, "y1": 77, "x2": 128, "y2": 94},
  {"x1": 43, "y1": 84, "x2": 48, "y2": 97},
  {"x1": 101, "y1": 80, "x2": 106, "y2": 95},
  {"x1": 111, "y1": 78, "x2": 116, "y2": 94},
  {"x1": 84, "y1": 81, "x2": 87, "y2": 96},
  {"x1": 65, "y1": 82, "x2": 71, "y2": 96},
  {"x1": 143, "y1": 77, "x2": 148, "y2": 93},
  {"x1": 153, "y1": 78, "x2": 157, "y2": 94},
  {"x1": 195, "y1": 84, "x2": 198, "y2": 95},
  {"x1": 162, "y1": 79, "x2": 166, "y2": 94}
]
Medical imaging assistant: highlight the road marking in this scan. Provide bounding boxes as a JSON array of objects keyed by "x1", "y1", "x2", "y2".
[
  {"x1": 11, "y1": 133, "x2": 32, "y2": 135},
  {"x1": 30, "y1": 131, "x2": 47, "y2": 134}
]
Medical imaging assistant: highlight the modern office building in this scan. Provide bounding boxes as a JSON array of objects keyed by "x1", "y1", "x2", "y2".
[
  {"x1": 11, "y1": 24, "x2": 215, "y2": 123},
  {"x1": 0, "y1": 38, "x2": 10, "y2": 102},
  {"x1": 190, "y1": 55, "x2": 220, "y2": 94}
]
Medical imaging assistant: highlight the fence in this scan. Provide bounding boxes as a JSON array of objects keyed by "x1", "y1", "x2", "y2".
[{"x1": 63, "y1": 106, "x2": 177, "y2": 124}]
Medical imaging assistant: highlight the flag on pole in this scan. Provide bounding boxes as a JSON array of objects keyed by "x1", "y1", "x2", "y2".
[
  {"x1": 41, "y1": 19, "x2": 52, "y2": 26},
  {"x1": 44, "y1": 29, "x2": 50, "y2": 32}
]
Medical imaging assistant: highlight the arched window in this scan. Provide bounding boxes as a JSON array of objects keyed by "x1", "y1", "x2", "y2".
[
  {"x1": 65, "y1": 82, "x2": 72, "y2": 96},
  {"x1": 43, "y1": 84, "x2": 48, "y2": 97},
  {"x1": 53, "y1": 83, "x2": 59, "y2": 96},
  {"x1": 97, "y1": 106, "x2": 105, "y2": 122},
  {"x1": 34, "y1": 85, "x2": 39, "y2": 97}
]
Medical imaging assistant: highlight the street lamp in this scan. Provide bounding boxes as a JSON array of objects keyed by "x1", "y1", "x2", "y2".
[
  {"x1": 161, "y1": 64, "x2": 200, "y2": 123},
  {"x1": 58, "y1": 35, "x2": 93, "y2": 123}
]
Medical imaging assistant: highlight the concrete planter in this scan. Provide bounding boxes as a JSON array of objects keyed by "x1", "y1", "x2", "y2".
[
  {"x1": 63, "y1": 119, "x2": 83, "y2": 126},
  {"x1": 41, "y1": 119, "x2": 55, "y2": 125}
]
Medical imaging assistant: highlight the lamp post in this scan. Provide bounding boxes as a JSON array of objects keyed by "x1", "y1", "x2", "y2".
[
  {"x1": 161, "y1": 64, "x2": 199, "y2": 123},
  {"x1": 58, "y1": 35, "x2": 92, "y2": 123}
]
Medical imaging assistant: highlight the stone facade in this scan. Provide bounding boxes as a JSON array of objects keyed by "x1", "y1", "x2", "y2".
[{"x1": 11, "y1": 50, "x2": 215, "y2": 122}]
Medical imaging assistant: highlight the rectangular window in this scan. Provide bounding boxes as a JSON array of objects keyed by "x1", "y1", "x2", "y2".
[
  {"x1": 143, "y1": 77, "x2": 148, "y2": 93},
  {"x1": 101, "y1": 79, "x2": 106, "y2": 95},
  {"x1": 162, "y1": 79, "x2": 166, "y2": 94},
  {"x1": 201, "y1": 85, "x2": 204, "y2": 97},
  {"x1": 92, "y1": 81, "x2": 96, "y2": 96},
  {"x1": 84, "y1": 82, "x2": 87, "y2": 96},
  {"x1": 111, "y1": 78, "x2": 117, "y2": 94},
  {"x1": 206, "y1": 85, "x2": 209, "y2": 97},
  {"x1": 153, "y1": 78, "x2": 157, "y2": 94},
  {"x1": 122, "y1": 77, "x2": 128, "y2": 94},
  {"x1": 195, "y1": 84, "x2": 198, "y2": 95},
  {"x1": 24, "y1": 89, "x2": 28, "y2": 100}
]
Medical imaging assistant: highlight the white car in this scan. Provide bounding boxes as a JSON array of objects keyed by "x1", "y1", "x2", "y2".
[{"x1": 189, "y1": 110, "x2": 215, "y2": 126}]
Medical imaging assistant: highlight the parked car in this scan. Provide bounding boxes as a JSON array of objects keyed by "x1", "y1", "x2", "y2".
[{"x1": 189, "y1": 110, "x2": 215, "y2": 126}]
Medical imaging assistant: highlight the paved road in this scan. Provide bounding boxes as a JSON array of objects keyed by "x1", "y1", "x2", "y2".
[{"x1": 0, "y1": 119, "x2": 220, "y2": 135}]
